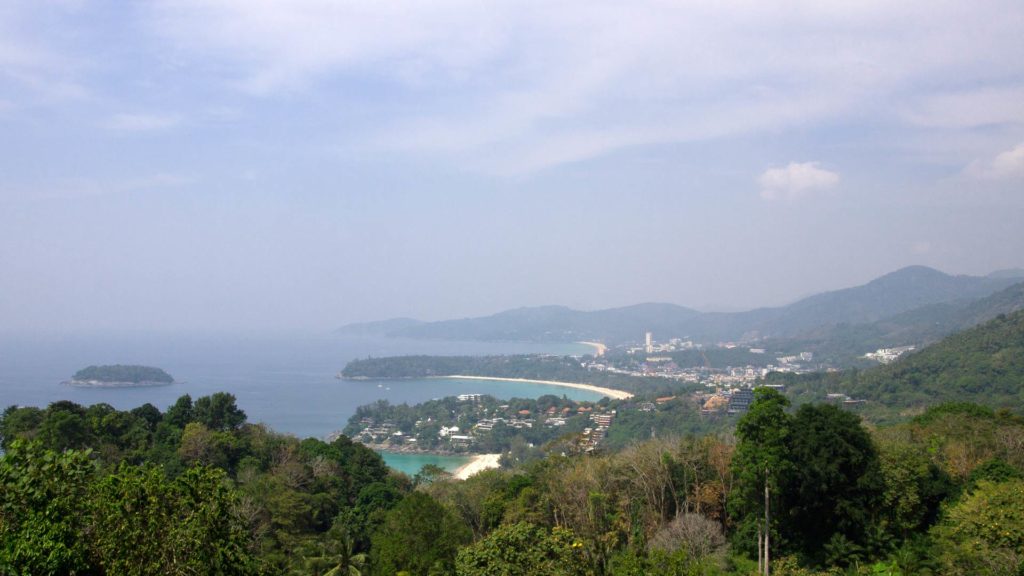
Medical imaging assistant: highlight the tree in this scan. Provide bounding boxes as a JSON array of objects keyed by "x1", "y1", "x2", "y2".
[
  {"x1": 178, "y1": 422, "x2": 239, "y2": 470},
  {"x1": 414, "y1": 463, "x2": 453, "y2": 487},
  {"x1": 306, "y1": 524, "x2": 367, "y2": 576},
  {"x1": 877, "y1": 441, "x2": 953, "y2": 540},
  {"x1": 932, "y1": 479, "x2": 1024, "y2": 575},
  {"x1": 89, "y1": 464, "x2": 256, "y2": 575},
  {"x1": 194, "y1": 392, "x2": 247, "y2": 432},
  {"x1": 165, "y1": 394, "x2": 195, "y2": 428},
  {"x1": 0, "y1": 405, "x2": 43, "y2": 449},
  {"x1": 728, "y1": 388, "x2": 791, "y2": 558},
  {"x1": 36, "y1": 405, "x2": 90, "y2": 450},
  {"x1": 648, "y1": 512, "x2": 726, "y2": 565},
  {"x1": 780, "y1": 403, "x2": 885, "y2": 566},
  {"x1": 371, "y1": 492, "x2": 471, "y2": 576},
  {"x1": 0, "y1": 441, "x2": 95, "y2": 575},
  {"x1": 456, "y1": 522, "x2": 588, "y2": 576},
  {"x1": 130, "y1": 402, "x2": 164, "y2": 430}
]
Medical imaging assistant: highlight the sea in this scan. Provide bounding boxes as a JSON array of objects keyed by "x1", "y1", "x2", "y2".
[{"x1": 0, "y1": 333, "x2": 600, "y2": 475}]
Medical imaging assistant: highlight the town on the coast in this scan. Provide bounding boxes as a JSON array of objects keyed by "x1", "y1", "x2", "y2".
[{"x1": 340, "y1": 330, "x2": 881, "y2": 455}]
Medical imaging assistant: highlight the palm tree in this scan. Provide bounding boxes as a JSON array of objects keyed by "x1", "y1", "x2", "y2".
[{"x1": 322, "y1": 528, "x2": 367, "y2": 576}]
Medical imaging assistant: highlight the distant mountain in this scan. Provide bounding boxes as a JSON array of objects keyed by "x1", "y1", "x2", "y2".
[
  {"x1": 335, "y1": 317, "x2": 424, "y2": 336},
  {"x1": 337, "y1": 266, "x2": 1024, "y2": 345},
  {"x1": 988, "y1": 268, "x2": 1024, "y2": 279},
  {"x1": 756, "y1": 265, "x2": 1022, "y2": 335},
  {"x1": 384, "y1": 303, "x2": 702, "y2": 344}
]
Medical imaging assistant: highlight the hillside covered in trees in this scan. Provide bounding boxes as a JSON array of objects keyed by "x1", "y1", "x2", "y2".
[
  {"x1": 772, "y1": 308, "x2": 1024, "y2": 417},
  {"x1": 3, "y1": 386, "x2": 1023, "y2": 574}
]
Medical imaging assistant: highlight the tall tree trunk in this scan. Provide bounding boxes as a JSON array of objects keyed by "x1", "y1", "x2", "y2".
[{"x1": 764, "y1": 468, "x2": 770, "y2": 576}]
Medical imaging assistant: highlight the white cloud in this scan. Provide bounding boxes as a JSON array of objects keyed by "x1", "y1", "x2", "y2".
[
  {"x1": 759, "y1": 162, "x2": 840, "y2": 201},
  {"x1": 966, "y1": 142, "x2": 1024, "y2": 180},
  {"x1": 136, "y1": 0, "x2": 1024, "y2": 173},
  {"x1": 104, "y1": 113, "x2": 181, "y2": 132}
]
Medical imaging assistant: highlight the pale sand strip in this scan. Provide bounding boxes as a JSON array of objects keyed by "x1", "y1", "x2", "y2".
[
  {"x1": 454, "y1": 453, "x2": 502, "y2": 480},
  {"x1": 577, "y1": 341, "x2": 608, "y2": 356},
  {"x1": 440, "y1": 375, "x2": 633, "y2": 400}
]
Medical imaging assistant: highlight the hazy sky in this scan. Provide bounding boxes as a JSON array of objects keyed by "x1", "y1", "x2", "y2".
[{"x1": 2, "y1": 1, "x2": 1023, "y2": 334}]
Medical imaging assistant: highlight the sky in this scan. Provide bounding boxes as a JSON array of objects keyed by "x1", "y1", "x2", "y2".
[{"x1": 1, "y1": 0, "x2": 1023, "y2": 334}]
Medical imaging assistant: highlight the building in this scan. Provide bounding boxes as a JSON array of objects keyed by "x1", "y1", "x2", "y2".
[
  {"x1": 645, "y1": 332, "x2": 653, "y2": 354},
  {"x1": 727, "y1": 388, "x2": 755, "y2": 413}
]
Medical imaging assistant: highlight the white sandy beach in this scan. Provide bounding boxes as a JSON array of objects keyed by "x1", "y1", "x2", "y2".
[
  {"x1": 577, "y1": 341, "x2": 608, "y2": 356},
  {"x1": 441, "y1": 375, "x2": 633, "y2": 399},
  {"x1": 454, "y1": 453, "x2": 502, "y2": 480}
]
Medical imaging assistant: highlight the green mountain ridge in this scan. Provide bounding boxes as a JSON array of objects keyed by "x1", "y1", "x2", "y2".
[
  {"x1": 766, "y1": 280, "x2": 1024, "y2": 364},
  {"x1": 775, "y1": 307, "x2": 1024, "y2": 415}
]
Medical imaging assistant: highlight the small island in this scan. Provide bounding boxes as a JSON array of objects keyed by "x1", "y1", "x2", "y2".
[{"x1": 65, "y1": 364, "x2": 175, "y2": 388}]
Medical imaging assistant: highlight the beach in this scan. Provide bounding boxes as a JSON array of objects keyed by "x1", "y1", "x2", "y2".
[
  {"x1": 454, "y1": 453, "x2": 502, "y2": 480},
  {"x1": 577, "y1": 341, "x2": 608, "y2": 356},
  {"x1": 441, "y1": 375, "x2": 633, "y2": 399}
]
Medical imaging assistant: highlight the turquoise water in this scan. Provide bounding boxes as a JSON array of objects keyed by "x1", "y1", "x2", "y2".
[
  {"x1": 379, "y1": 452, "x2": 475, "y2": 476},
  {"x1": 0, "y1": 334, "x2": 599, "y2": 440}
]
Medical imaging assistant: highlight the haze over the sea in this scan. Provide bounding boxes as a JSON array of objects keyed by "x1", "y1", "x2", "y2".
[{"x1": 0, "y1": 334, "x2": 598, "y2": 440}]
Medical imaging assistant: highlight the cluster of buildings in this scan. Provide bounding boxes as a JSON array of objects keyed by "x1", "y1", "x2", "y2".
[
  {"x1": 628, "y1": 333, "x2": 697, "y2": 355},
  {"x1": 352, "y1": 419, "x2": 409, "y2": 445},
  {"x1": 862, "y1": 346, "x2": 915, "y2": 364},
  {"x1": 826, "y1": 393, "x2": 867, "y2": 407},
  {"x1": 575, "y1": 410, "x2": 616, "y2": 453},
  {"x1": 349, "y1": 394, "x2": 621, "y2": 452},
  {"x1": 585, "y1": 331, "x2": 819, "y2": 388}
]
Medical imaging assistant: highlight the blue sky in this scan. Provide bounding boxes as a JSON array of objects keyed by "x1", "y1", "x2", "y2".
[{"x1": 1, "y1": 0, "x2": 1023, "y2": 333}]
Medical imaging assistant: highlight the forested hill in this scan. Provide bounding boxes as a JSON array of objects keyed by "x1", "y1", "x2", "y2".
[
  {"x1": 338, "y1": 266, "x2": 1023, "y2": 344},
  {"x1": 765, "y1": 279, "x2": 1024, "y2": 365},
  {"x1": 775, "y1": 308, "x2": 1024, "y2": 413}
]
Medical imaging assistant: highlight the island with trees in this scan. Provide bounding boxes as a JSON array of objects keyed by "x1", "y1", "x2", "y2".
[{"x1": 66, "y1": 364, "x2": 175, "y2": 387}]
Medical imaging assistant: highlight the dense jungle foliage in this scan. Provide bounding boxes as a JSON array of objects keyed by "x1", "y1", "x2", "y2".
[{"x1": 2, "y1": 390, "x2": 1023, "y2": 575}]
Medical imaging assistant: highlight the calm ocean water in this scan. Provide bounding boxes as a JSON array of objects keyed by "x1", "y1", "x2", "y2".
[{"x1": 0, "y1": 333, "x2": 598, "y2": 474}]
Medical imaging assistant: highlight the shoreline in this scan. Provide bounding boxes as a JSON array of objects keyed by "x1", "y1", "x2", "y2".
[
  {"x1": 438, "y1": 375, "x2": 633, "y2": 399},
  {"x1": 371, "y1": 447, "x2": 501, "y2": 480},
  {"x1": 62, "y1": 379, "x2": 175, "y2": 388},
  {"x1": 577, "y1": 341, "x2": 608, "y2": 356},
  {"x1": 453, "y1": 453, "x2": 502, "y2": 480}
]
